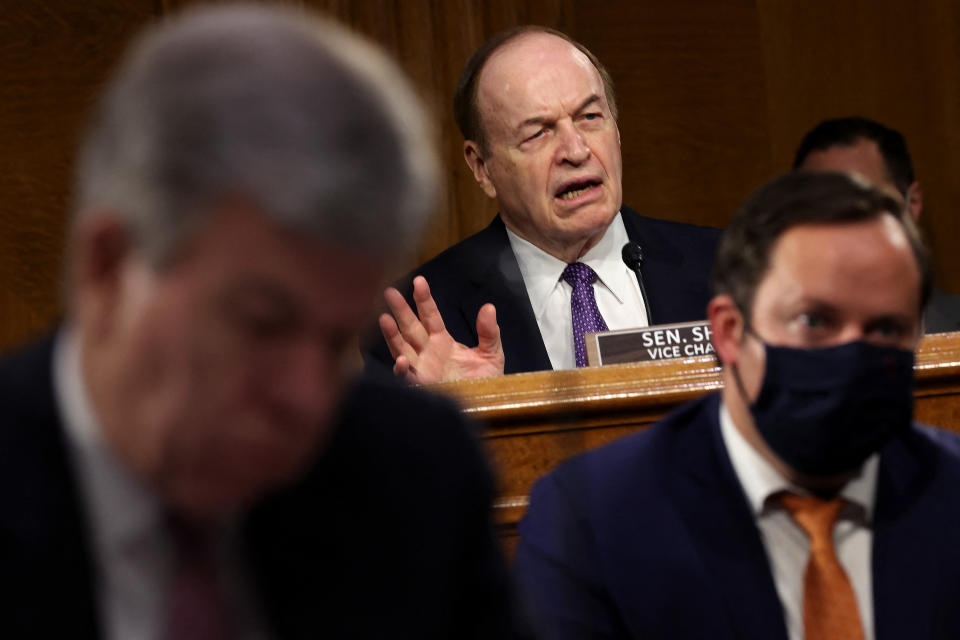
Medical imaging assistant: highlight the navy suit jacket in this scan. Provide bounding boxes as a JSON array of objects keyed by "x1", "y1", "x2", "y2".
[
  {"x1": 363, "y1": 206, "x2": 721, "y2": 375},
  {"x1": 0, "y1": 336, "x2": 522, "y2": 639},
  {"x1": 514, "y1": 392, "x2": 960, "y2": 639},
  {"x1": 925, "y1": 287, "x2": 960, "y2": 334}
]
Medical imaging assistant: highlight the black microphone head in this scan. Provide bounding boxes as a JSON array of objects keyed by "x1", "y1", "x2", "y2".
[{"x1": 622, "y1": 242, "x2": 644, "y2": 269}]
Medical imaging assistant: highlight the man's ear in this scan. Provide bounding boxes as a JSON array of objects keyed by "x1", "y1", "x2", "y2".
[
  {"x1": 463, "y1": 140, "x2": 498, "y2": 199},
  {"x1": 906, "y1": 180, "x2": 923, "y2": 222},
  {"x1": 69, "y1": 214, "x2": 134, "y2": 334},
  {"x1": 708, "y1": 294, "x2": 745, "y2": 366}
]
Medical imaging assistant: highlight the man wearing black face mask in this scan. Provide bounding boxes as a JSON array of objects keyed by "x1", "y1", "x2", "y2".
[{"x1": 513, "y1": 171, "x2": 960, "y2": 640}]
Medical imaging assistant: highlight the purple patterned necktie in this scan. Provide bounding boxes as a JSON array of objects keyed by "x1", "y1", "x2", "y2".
[
  {"x1": 562, "y1": 262, "x2": 609, "y2": 367},
  {"x1": 164, "y1": 514, "x2": 235, "y2": 640}
]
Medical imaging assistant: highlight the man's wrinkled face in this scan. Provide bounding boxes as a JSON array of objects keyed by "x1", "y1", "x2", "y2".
[
  {"x1": 469, "y1": 32, "x2": 623, "y2": 259},
  {"x1": 732, "y1": 215, "x2": 922, "y2": 401},
  {"x1": 82, "y1": 206, "x2": 384, "y2": 517}
]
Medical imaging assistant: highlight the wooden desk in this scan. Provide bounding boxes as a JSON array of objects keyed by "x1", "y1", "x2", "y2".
[{"x1": 429, "y1": 332, "x2": 960, "y2": 548}]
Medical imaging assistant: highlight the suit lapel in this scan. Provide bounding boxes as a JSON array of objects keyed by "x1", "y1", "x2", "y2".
[
  {"x1": 0, "y1": 336, "x2": 101, "y2": 637},
  {"x1": 462, "y1": 216, "x2": 551, "y2": 374},
  {"x1": 923, "y1": 287, "x2": 960, "y2": 334},
  {"x1": 669, "y1": 410, "x2": 956, "y2": 640},
  {"x1": 670, "y1": 395, "x2": 789, "y2": 640},
  {"x1": 872, "y1": 428, "x2": 943, "y2": 639},
  {"x1": 621, "y1": 207, "x2": 683, "y2": 326},
  {"x1": 620, "y1": 205, "x2": 720, "y2": 325}
]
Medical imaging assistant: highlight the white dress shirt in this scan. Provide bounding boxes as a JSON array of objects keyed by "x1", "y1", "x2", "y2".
[
  {"x1": 506, "y1": 211, "x2": 649, "y2": 370},
  {"x1": 718, "y1": 403, "x2": 878, "y2": 640},
  {"x1": 53, "y1": 329, "x2": 269, "y2": 640}
]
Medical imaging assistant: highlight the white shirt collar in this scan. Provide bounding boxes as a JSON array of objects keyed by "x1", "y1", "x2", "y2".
[
  {"x1": 505, "y1": 210, "x2": 633, "y2": 319},
  {"x1": 53, "y1": 327, "x2": 164, "y2": 558},
  {"x1": 718, "y1": 401, "x2": 878, "y2": 520}
]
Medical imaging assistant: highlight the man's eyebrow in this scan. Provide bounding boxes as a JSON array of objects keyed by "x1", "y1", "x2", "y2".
[
  {"x1": 867, "y1": 311, "x2": 916, "y2": 326},
  {"x1": 791, "y1": 299, "x2": 830, "y2": 315},
  {"x1": 574, "y1": 95, "x2": 602, "y2": 114},
  {"x1": 516, "y1": 95, "x2": 603, "y2": 130},
  {"x1": 518, "y1": 114, "x2": 551, "y2": 130},
  {"x1": 794, "y1": 297, "x2": 916, "y2": 324}
]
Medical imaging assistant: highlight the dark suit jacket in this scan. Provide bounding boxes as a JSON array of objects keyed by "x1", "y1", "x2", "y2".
[
  {"x1": 513, "y1": 392, "x2": 960, "y2": 639},
  {"x1": 363, "y1": 207, "x2": 721, "y2": 375},
  {"x1": 925, "y1": 287, "x2": 960, "y2": 334},
  {"x1": 0, "y1": 336, "x2": 522, "y2": 639}
]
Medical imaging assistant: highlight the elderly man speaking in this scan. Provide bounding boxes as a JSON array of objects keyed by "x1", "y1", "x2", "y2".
[{"x1": 366, "y1": 26, "x2": 720, "y2": 382}]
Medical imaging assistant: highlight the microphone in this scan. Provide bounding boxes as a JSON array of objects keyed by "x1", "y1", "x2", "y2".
[{"x1": 622, "y1": 242, "x2": 653, "y2": 325}]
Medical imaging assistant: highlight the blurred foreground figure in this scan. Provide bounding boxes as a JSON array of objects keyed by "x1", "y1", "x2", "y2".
[
  {"x1": 515, "y1": 172, "x2": 960, "y2": 639},
  {"x1": 793, "y1": 116, "x2": 960, "y2": 333},
  {"x1": 0, "y1": 5, "x2": 519, "y2": 638}
]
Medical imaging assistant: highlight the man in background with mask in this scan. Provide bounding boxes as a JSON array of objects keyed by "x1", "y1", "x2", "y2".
[
  {"x1": 513, "y1": 171, "x2": 960, "y2": 639},
  {"x1": 0, "y1": 5, "x2": 519, "y2": 638}
]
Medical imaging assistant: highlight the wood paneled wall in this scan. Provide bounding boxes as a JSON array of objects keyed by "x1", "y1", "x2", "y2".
[{"x1": 3, "y1": 0, "x2": 958, "y2": 350}]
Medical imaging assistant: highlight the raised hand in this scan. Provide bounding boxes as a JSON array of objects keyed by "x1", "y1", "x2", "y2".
[{"x1": 379, "y1": 275, "x2": 505, "y2": 383}]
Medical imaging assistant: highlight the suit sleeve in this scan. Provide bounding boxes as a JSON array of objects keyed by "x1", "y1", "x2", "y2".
[
  {"x1": 445, "y1": 410, "x2": 530, "y2": 640},
  {"x1": 513, "y1": 471, "x2": 630, "y2": 639}
]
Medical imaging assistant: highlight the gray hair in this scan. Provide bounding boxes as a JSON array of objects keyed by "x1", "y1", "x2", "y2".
[{"x1": 74, "y1": 3, "x2": 439, "y2": 267}]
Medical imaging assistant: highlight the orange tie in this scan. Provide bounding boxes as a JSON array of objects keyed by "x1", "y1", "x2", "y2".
[{"x1": 779, "y1": 493, "x2": 865, "y2": 640}]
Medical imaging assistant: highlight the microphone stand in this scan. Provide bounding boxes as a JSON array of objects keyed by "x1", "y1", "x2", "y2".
[{"x1": 622, "y1": 242, "x2": 653, "y2": 325}]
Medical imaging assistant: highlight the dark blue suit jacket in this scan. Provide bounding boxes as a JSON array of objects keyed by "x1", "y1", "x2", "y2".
[
  {"x1": 0, "y1": 336, "x2": 523, "y2": 638},
  {"x1": 514, "y1": 392, "x2": 960, "y2": 639},
  {"x1": 363, "y1": 207, "x2": 721, "y2": 375},
  {"x1": 925, "y1": 287, "x2": 960, "y2": 334}
]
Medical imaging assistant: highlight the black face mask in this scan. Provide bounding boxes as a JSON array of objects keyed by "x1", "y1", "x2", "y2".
[{"x1": 742, "y1": 339, "x2": 914, "y2": 477}]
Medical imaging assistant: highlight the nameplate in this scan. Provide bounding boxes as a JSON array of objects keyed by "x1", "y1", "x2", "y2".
[{"x1": 585, "y1": 321, "x2": 714, "y2": 366}]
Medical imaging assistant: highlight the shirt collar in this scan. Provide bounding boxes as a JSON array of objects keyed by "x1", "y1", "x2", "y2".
[
  {"x1": 53, "y1": 327, "x2": 164, "y2": 556},
  {"x1": 505, "y1": 210, "x2": 633, "y2": 318},
  {"x1": 718, "y1": 402, "x2": 878, "y2": 521}
]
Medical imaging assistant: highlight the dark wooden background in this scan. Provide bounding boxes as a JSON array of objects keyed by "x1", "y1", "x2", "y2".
[{"x1": 3, "y1": 0, "x2": 958, "y2": 351}]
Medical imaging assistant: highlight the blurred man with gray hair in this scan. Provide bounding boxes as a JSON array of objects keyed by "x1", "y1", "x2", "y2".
[{"x1": 0, "y1": 5, "x2": 519, "y2": 638}]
